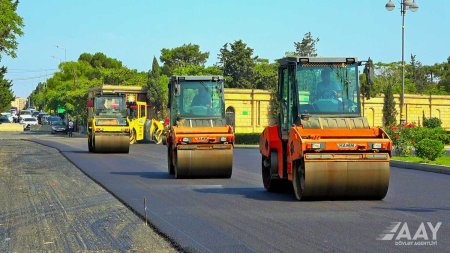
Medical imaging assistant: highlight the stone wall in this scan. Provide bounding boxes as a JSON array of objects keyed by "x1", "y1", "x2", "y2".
[{"x1": 224, "y1": 89, "x2": 450, "y2": 133}]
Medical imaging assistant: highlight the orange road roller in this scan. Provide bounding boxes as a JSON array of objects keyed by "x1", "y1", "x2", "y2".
[
  {"x1": 259, "y1": 57, "x2": 392, "y2": 200},
  {"x1": 166, "y1": 76, "x2": 234, "y2": 178}
]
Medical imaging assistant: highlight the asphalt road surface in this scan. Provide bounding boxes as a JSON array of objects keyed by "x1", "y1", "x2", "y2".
[{"x1": 31, "y1": 135, "x2": 450, "y2": 253}]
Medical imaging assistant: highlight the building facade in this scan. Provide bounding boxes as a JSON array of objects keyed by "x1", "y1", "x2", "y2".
[
  {"x1": 224, "y1": 89, "x2": 450, "y2": 133},
  {"x1": 10, "y1": 97, "x2": 27, "y2": 112}
]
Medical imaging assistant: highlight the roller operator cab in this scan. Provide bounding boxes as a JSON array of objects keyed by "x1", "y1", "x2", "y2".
[
  {"x1": 87, "y1": 86, "x2": 130, "y2": 153},
  {"x1": 166, "y1": 76, "x2": 234, "y2": 179},
  {"x1": 259, "y1": 57, "x2": 392, "y2": 200}
]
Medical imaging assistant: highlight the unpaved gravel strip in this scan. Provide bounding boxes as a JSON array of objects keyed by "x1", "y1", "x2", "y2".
[{"x1": 0, "y1": 138, "x2": 178, "y2": 252}]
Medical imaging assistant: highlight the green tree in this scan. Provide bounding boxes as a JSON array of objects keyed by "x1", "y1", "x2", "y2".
[
  {"x1": 0, "y1": 0, "x2": 24, "y2": 60},
  {"x1": 160, "y1": 44, "x2": 209, "y2": 75},
  {"x1": 146, "y1": 56, "x2": 168, "y2": 118},
  {"x1": 437, "y1": 56, "x2": 450, "y2": 93},
  {"x1": 253, "y1": 59, "x2": 277, "y2": 90},
  {"x1": 173, "y1": 65, "x2": 222, "y2": 76},
  {"x1": 79, "y1": 52, "x2": 123, "y2": 69},
  {"x1": 382, "y1": 83, "x2": 397, "y2": 127},
  {"x1": 219, "y1": 40, "x2": 257, "y2": 88},
  {"x1": 406, "y1": 54, "x2": 430, "y2": 93},
  {"x1": 294, "y1": 32, "x2": 320, "y2": 57},
  {"x1": 32, "y1": 53, "x2": 146, "y2": 120},
  {"x1": 0, "y1": 67, "x2": 14, "y2": 111}
]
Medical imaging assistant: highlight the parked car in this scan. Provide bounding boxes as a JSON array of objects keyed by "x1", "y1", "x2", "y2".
[
  {"x1": 41, "y1": 115, "x2": 50, "y2": 125},
  {"x1": 23, "y1": 117, "x2": 38, "y2": 131},
  {"x1": 51, "y1": 121, "x2": 67, "y2": 134},
  {"x1": 1, "y1": 112, "x2": 13, "y2": 122},
  {"x1": 0, "y1": 115, "x2": 10, "y2": 123},
  {"x1": 48, "y1": 116, "x2": 63, "y2": 125},
  {"x1": 32, "y1": 111, "x2": 40, "y2": 118},
  {"x1": 19, "y1": 110, "x2": 33, "y2": 122},
  {"x1": 37, "y1": 113, "x2": 49, "y2": 124}
]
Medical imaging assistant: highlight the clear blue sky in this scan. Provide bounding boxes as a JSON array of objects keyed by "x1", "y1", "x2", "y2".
[{"x1": 3, "y1": 0, "x2": 450, "y2": 98}]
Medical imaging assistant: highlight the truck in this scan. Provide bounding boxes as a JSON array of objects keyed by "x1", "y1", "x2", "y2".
[
  {"x1": 166, "y1": 76, "x2": 234, "y2": 178},
  {"x1": 259, "y1": 57, "x2": 392, "y2": 200}
]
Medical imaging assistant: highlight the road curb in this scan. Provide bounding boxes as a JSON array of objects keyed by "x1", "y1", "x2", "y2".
[{"x1": 390, "y1": 160, "x2": 450, "y2": 175}]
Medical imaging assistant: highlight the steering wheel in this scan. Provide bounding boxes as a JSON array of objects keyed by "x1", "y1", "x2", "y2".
[{"x1": 319, "y1": 90, "x2": 339, "y2": 99}]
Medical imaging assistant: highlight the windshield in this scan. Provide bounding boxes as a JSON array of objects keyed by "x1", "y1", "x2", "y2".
[
  {"x1": 94, "y1": 96, "x2": 127, "y2": 118},
  {"x1": 173, "y1": 81, "x2": 225, "y2": 118},
  {"x1": 297, "y1": 64, "x2": 360, "y2": 115},
  {"x1": 52, "y1": 121, "x2": 65, "y2": 126}
]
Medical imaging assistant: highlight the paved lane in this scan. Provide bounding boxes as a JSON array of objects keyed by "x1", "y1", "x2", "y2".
[{"x1": 31, "y1": 136, "x2": 450, "y2": 252}]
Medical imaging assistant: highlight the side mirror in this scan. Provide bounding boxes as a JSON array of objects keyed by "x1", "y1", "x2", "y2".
[{"x1": 364, "y1": 58, "x2": 374, "y2": 86}]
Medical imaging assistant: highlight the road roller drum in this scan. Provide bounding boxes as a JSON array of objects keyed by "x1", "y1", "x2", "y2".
[
  {"x1": 293, "y1": 159, "x2": 390, "y2": 199},
  {"x1": 174, "y1": 146, "x2": 233, "y2": 178},
  {"x1": 93, "y1": 134, "x2": 129, "y2": 153}
]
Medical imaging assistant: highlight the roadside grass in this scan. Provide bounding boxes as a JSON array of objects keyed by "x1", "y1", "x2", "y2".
[{"x1": 392, "y1": 155, "x2": 450, "y2": 166}]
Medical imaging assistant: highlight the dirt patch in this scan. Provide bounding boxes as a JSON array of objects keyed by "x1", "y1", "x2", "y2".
[{"x1": 0, "y1": 139, "x2": 177, "y2": 252}]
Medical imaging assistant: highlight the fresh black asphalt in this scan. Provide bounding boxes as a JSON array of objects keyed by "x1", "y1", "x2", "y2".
[{"x1": 31, "y1": 136, "x2": 450, "y2": 253}]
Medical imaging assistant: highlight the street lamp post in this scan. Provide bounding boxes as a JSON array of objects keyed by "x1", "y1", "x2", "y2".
[{"x1": 385, "y1": 0, "x2": 419, "y2": 124}]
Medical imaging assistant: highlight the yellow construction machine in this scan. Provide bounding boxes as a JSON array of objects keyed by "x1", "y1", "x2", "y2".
[
  {"x1": 87, "y1": 85, "x2": 130, "y2": 153},
  {"x1": 87, "y1": 85, "x2": 165, "y2": 152}
]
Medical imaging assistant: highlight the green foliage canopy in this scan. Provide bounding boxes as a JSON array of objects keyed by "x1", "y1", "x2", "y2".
[
  {"x1": 160, "y1": 44, "x2": 209, "y2": 76},
  {"x1": 219, "y1": 40, "x2": 257, "y2": 89},
  {"x1": 0, "y1": 67, "x2": 14, "y2": 111},
  {"x1": 0, "y1": 0, "x2": 24, "y2": 60}
]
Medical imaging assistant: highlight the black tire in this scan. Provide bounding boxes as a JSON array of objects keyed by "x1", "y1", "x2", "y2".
[
  {"x1": 292, "y1": 160, "x2": 306, "y2": 200},
  {"x1": 167, "y1": 146, "x2": 175, "y2": 175},
  {"x1": 92, "y1": 136, "x2": 97, "y2": 153},
  {"x1": 88, "y1": 135, "x2": 93, "y2": 152},
  {"x1": 262, "y1": 151, "x2": 286, "y2": 192}
]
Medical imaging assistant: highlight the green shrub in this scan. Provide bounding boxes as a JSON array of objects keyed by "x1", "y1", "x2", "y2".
[
  {"x1": 423, "y1": 117, "x2": 442, "y2": 128},
  {"x1": 234, "y1": 133, "x2": 261, "y2": 144},
  {"x1": 409, "y1": 127, "x2": 450, "y2": 145},
  {"x1": 415, "y1": 138, "x2": 445, "y2": 161}
]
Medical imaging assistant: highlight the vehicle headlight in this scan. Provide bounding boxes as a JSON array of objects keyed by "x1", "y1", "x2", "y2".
[
  {"x1": 372, "y1": 143, "x2": 382, "y2": 149},
  {"x1": 182, "y1": 137, "x2": 191, "y2": 143}
]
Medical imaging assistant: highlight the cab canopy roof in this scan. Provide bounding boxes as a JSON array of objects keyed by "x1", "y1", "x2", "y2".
[
  {"x1": 171, "y1": 76, "x2": 224, "y2": 82},
  {"x1": 278, "y1": 57, "x2": 359, "y2": 66},
  {"x1": 88, "y1": 85, "x2": 146, "y2": 97}
]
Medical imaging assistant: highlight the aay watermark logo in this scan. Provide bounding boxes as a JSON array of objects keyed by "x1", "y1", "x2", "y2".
[{"x1": 377, "y1": 222, "x2": 442, "y2": 246}]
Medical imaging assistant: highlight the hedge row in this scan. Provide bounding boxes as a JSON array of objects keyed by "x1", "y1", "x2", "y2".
[{"x1": 234, "y1": 133, "x2": 260, "y2": 145}]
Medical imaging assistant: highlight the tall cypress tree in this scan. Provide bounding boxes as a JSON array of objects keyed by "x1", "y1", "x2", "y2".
[
  {"x1": 294, "y1": 32, "x2": 320, "y2": 57},
  {"x1": 146, "y1": 56, "x2": 166, "y2": 117},
  {"x1": 0, "y1": 67, "x2": 14, "y2": 112},
  {"x1": 382, "y1": 83, "x2": 397, "y2": 127}
]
